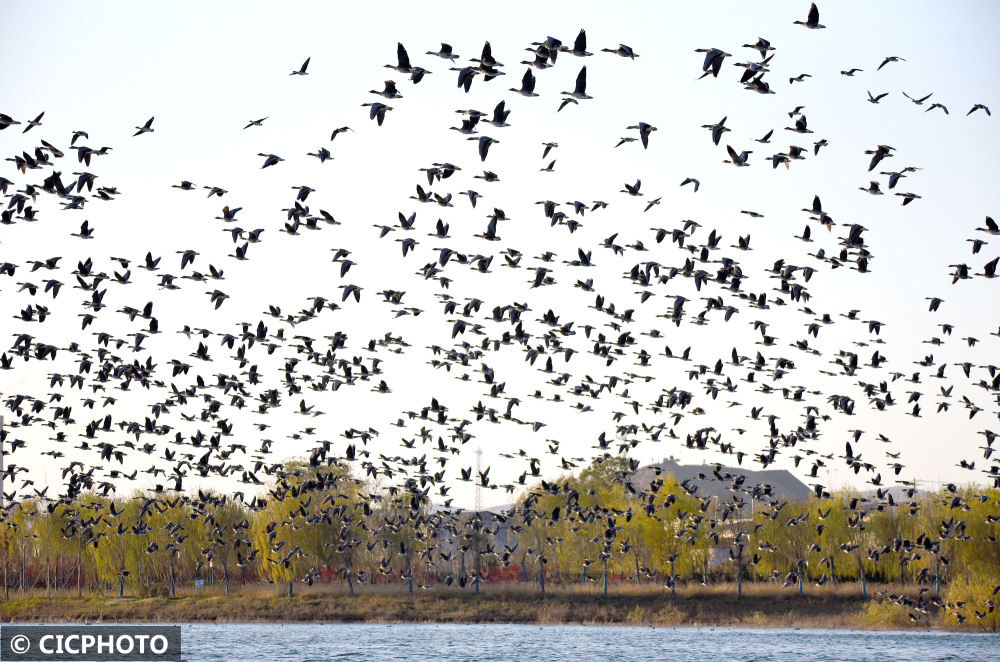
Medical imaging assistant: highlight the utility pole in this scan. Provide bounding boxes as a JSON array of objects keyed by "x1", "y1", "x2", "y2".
[
  {"x1": 474, "y1": 447, "x2": 483, "y2": 594},
  {"x1": 1, "y1": 415, "x2": 5, "y2": 601},
  {"x1": 1, "y1": 414, "x2": 5, "y2": 511},
  {"x1": 474, "y1": 447, "x2": 483, "y2": 513}
]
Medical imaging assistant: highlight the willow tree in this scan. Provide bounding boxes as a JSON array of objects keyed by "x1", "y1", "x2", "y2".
[
  {"x1": 206, "y1": 499, "x2": 248, "y2": 596},
  {"x1": 92, "y1": 497, "x2": 142, "y2": 597},
  {"x1": 251, "y1": 496, "x2": 305, "y2": 597}
]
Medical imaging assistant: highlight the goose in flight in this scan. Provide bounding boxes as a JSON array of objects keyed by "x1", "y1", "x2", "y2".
[
  {"x1": 451, "y1": 66, "x2": 479, "y2": 93},
  {"x1": 215, "y1": 205, "x2": 242, "y2": 222},
  {"x1": 841, "y1": 68, "x2": 862, "y2": 76},
  {"x1": 242, "y1": 117, "x2": 268, "y2": 130},
  {"x1": 725, "y1": 145, "x2": 751, "y2": 166},
  {"x1": 967, "y1": 104, "x2": 991, "y2": 116},
  {"x1": 510, "y1": 69, "x2": 539, "y2": 97},
  {"x1": 483, "y1": 100, "x2": 511, "y2": 127},
  {"x1": 601, "y1": 44, "x2": 639, "y2": 59},
  {"x1": 460, "y1": 190, "x2": 482, "y2": 207},
  {"x1": 70, "y1": 220, "x2": 94, "y2": 239},
  {"x1": 450, "y1": 115, "x2": 480, "y2": 134},
  {"x1": 22, "y1": 112, "x2": 44, "y2": 133},
  {"x1": 877, "y1": 56, "x2": 906, "y2": 70},
  {"x1": 620, "y1": 180, "x2": 642, "y2": 196},
  {"x1": 370, "y1": 80, "x2": 403, "y2": 99},
  {"x1": 865, "y1": 144, "x2": 895, "y2": 171},
  {"x1": 903, "y1": 91, "x2": 933, "y2": 105},
  {"x1": 925, "y1": 103, "x2": 948, "y2": 115},
  {"x1": 626, "y1": 122, "x2": 657, "y2": 149},
  {"x1": 980, "y1": 256, "x2": 999, "y2": 278},
  {"x1": 561, "y1": 66, "x2": 592, "y2": 100},
  {"x1": 975, "y1": 216, "x2": 998, "y2": 234},
  {"x1": 879, "y1": 170, "x2": 907, "y2": 188},
  {"x1": 426, "y1": 43, "x2": 459, "y2": 61},
  {"x1": 469, "y1": 135, "x2": 499, "y2": 161},
  {"x1": 560, "y1": 29, "x2": 592, "y2": 57},
  {"x1": 385, "y1": 43, "x2": 413, "y2": 74},
  {"x1": 290, "y1": 57, "x2": 310, "y2": 75},
  {"x1": 785, "y1": 115, "x2": 812, "y2": 133},
  {"x1": 680, "y1": 177, "x2": 700, "y2": 192},
  {"x1": 557, "y1": 98, "x2": 578, "y2": 112},
  {"x1": 470, "y1": 41, "x2": 504, "y2": 69},
  {"x1": 307, "y1": 147, "x2": 332, "y2": 162},
  {"x1": 879, "y1": 170, "x2": 906, "y2": 189},
  {"x1": 695, "y1": 48, "x2": 730, "y2": 78},
  {"x1": 745, "y1": 74, "x2": 776, "y2": 94},
  {"x1": 330, "y1": 126, "x2": 353, "y2": 141},
  {"x1": 133, "y1": 116, "x2": 154, "y2": 136},
  {"x1": 702, "y1": 116, "x2": 730, "y2": 145},
  {"x1": 794, "y1": 3, "x2": 826, "y2": 29},
  {"x1": 257, "y1": 153, "x2": 284, "y2": 168},
  {"x1": 0, "y1": 112, "x2": 19, "y2": 130},
  {"x1": 743, "y1": 37, "x2": 775, "y2": 59},
  {"x1": 521, "y1": 46, "x2": 555, "y2": 70},
  {"x1": 859, "y1": 181, "x2": 883, "y2": 195},
  {"x1": 361, "y1": 102, "x2": 393, "y2": 125},
  {"x1": 867, "y1": 91, "x2": 888, "y2": 104}
]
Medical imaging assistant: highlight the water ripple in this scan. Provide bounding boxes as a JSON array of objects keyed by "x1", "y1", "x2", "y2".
[{"x1": 169, "y1": 624, "x2": 998, "y2": 662}]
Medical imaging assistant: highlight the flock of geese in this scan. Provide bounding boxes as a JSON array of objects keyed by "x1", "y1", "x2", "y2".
[{"x1": 0, "y1": 3, "x2": 998, "y2": 604}]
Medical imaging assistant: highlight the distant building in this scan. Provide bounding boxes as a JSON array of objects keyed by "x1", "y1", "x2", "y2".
[{"x1": 633, "y1": 456, "x2": 811, "y2": 506}]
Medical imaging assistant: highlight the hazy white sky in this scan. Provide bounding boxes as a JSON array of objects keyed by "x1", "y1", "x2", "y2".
[{"x1": 1, "y1": 0, "x2": 998, "y2": 508}]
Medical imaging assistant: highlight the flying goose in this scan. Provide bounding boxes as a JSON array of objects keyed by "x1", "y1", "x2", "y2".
[
  {"x1": 601, "y1": 44, "x2": 638, "y2": 59},
  {"x1": 725, "y1": 145, "x2": 752, "y2": 166},
  {"x1": 426, "y1": 43, "x2": 458, "y2": 61},
  {"x1": 695, "y1": 48, "x2": 730, "y2": 78},
  {"x1": 742, "y1": 37, "x2": 775, "y2": 59},
  {"x1": 361, "y1": 102, "x2": 393, "y2": 125},
  {"x1": 561, "y1": 66, "x2": 592, "y2": 100},
  {"x1": 559, "y1": 29, "x2": 592, "y2": 57},
  {"x1": 625, "y1": 122, "x2": 657, "y2": 149},
  {"x1": 242, "y1": 117, "x2": 267, "y2": 130},
  {"x1": 877, "y1": 56, "x2": 906, "y2": 70},
  {"x1": 385, "y1": 43, "x2": 413, "y2": 73},
  {"x1": 510, "y1": 69, "x2": 539, "y2": 97},
  {"x1": 794, "y1": 3, "x2": 826, "y2": 29},
  {"x1": 133, "y1": 116, "x2": 154, "y2": 136},
  {"x1": 702, "y1": 117, "x2": 730, "y2": 145}
]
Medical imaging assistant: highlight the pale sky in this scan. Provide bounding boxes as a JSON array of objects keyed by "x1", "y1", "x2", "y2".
[{"x1": 1, "y1": 1, "x2": 998, "y2": 509}]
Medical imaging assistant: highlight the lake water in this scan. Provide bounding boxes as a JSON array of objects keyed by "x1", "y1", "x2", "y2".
[{"x1": 175, "y1": 624, "x2": 997, "y2": 661}]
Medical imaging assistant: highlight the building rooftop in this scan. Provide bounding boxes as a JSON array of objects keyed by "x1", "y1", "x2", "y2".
[{"x1": 633, "y1": 456, "x2": 811, "y2": 503}]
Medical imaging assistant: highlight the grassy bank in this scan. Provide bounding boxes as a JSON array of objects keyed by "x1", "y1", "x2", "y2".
[{"x1": 0, "y1": 582, "x2": 968, "y2": 630}]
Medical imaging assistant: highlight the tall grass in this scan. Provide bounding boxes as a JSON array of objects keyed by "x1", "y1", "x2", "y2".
[{"x1": 0, "y1": 581, "x2": 960, "y2": 629}]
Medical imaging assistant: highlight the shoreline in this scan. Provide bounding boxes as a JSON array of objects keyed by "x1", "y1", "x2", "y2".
[{"x1": 0, "y1": 585, "x2": 979, "y2": 632}]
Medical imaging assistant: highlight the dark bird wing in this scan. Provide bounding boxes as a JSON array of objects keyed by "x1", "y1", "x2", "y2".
[{"x1": 808, "y1": 3, "x2": 820, "y2": 25}]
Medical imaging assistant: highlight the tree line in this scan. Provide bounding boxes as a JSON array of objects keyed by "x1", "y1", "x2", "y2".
[{"x1": 0, "y1": 456, "x2": 996, "y2": 625}]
